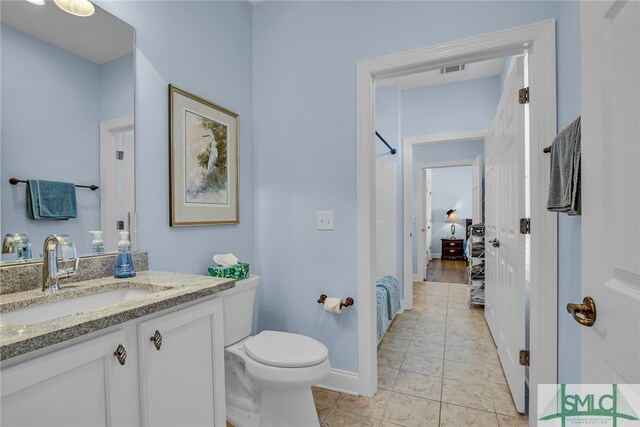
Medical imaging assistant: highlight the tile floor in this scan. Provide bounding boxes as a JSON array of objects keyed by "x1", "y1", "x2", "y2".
[{"x1": 313, "y1": 282, "x2": 528, "y2": 427}]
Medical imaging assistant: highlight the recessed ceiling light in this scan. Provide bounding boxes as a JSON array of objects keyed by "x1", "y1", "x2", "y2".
[
  {"x1": 24, "y1": 0, "x2": 45, "y2": 5},
  {"x1": 54, "y1": 0, "x2": 95, "y2": 17}
]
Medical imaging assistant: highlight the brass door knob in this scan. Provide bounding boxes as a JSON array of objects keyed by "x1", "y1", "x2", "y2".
[
  {"x1": 114, "y1": 344, "x2": 127, "y2": 365},
  {"x1": 150, "y1": 330, "x2": 163, "y2": 350},
  {"x1": 566, "y1": 296, "x2": 596, "y2": 327}
]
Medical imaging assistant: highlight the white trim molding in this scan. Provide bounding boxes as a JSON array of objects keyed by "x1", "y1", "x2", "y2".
[
  {"x1": 356, "y1": 21, "x2": 558, "y2": 422},
  {"x1": 316, "y1": 369, "x2": 359, "y2": 396}
]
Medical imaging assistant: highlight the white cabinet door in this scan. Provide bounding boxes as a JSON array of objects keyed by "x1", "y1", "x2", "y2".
[
  {"x1": 1, "y1": 331, "x2": 134, "y2": 427},
  {"x1": 580, "y1": 0, "x2": 640, "y2": 383},
  {"x1": 137, "y1": 298, "x2": 226, "y2": 427}
]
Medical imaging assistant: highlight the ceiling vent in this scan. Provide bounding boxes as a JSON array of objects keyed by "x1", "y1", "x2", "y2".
[{"x1": 440, "y1": 64, "x2": 466, "y2": 74}]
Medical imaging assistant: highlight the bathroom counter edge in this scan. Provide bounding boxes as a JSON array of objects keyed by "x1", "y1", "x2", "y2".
[{"x1": 0, "y1": 270, "x2": 235, "y2": 361}]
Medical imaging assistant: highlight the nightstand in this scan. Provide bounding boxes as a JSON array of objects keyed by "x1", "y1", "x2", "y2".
[{"x1": 441, "y1": 238, "x2": 465, "y2": 260}]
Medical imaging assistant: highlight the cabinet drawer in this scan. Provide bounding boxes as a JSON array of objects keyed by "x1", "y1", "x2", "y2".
[
  {"x1": 443, "y1": 240, "x2": 463, "y2": 248},
  {"x1": 443, "y1": 247, "x2": 463, "y2": 256}
]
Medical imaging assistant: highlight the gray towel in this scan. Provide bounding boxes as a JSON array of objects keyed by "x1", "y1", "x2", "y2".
[
  {"x1": 547, "y1": 117, "x2": 581, "y2": 215},
  {"x1": 26, "y1": 180, "x2": 77, "y2": 220}
]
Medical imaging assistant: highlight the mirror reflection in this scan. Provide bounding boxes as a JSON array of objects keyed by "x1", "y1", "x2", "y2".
[{"x1": 1, "y1": 0, "x2": 135, "y2": 263}]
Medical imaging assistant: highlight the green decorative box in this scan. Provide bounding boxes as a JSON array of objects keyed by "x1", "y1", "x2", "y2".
[{"x1": 208, "y1": 263, "x2": 249, "y2": 280}]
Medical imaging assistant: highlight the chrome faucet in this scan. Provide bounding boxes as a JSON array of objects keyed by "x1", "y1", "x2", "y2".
[
  {"x1": 2, "y1": 233, "x2": 32, "y2": 260},
  {"x1": 42, "y1": 234, "x2": 79, "y2": 292}
]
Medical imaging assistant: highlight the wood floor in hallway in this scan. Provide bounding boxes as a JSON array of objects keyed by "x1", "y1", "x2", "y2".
[
  {"x1": 425, "y1": 259, "x2": 468, "y2": 284},
  {"x1": 313, "y1": 282, "x2": 526, "y2": 427}
]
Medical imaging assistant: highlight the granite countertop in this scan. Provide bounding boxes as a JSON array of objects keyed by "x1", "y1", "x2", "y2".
[{"x1": 0, "y1": 271, "x2": 235, "y2": 361}]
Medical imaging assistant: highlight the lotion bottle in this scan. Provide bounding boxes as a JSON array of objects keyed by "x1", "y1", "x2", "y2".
[
  {"x1": 89, "y1": 230, "x2": 105, "y2": 254},
  {"x1": 114, "y1": 231, "x2": 136, "y2": 278}
]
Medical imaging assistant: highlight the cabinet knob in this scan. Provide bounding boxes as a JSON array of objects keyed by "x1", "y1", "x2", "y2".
[
  {"x1": 150, "y1": 330, "x2": 163, "y2": 351},
  {"x1": 114, "y1": 344, "x2": 127, "y2": 365}
]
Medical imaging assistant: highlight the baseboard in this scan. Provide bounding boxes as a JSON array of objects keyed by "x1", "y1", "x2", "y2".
[
  {"x1": 432, "y1": 253, "x2": 442, "y2": 259},
  {"x1": 316, "y1": 368, "x2": 359, "y2": 395},
  {"x1": 412, "y1": 274, "x2": 420, "y2": 281}
]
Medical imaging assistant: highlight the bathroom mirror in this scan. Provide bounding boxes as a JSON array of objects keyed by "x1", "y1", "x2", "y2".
[{"x1": 0, "y1": 0, "x2": 135, "y2": 263}]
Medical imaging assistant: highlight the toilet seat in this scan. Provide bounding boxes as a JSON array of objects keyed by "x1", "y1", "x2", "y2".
[{"x1": 243, "y1": 330, "x2": 328, "y2": 368}]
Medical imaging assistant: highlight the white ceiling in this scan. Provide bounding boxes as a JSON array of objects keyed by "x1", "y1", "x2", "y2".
[
  {"x1": 1, "y1": 0, "x2": 134, "y2": 65},
  {"x1": 377, "y1": 57, "x2": 505, "y2": 90}
]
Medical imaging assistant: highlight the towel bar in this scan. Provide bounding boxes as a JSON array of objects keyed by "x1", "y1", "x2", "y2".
[
  {"x1": 317, "y1": 294, "x2": 355, "y2": 309},
  {"x1": 375, "y1": 131, "x2": 397, "y2": 155},
  {"x1": 9, "y1": 178, "x2": 99, "y2": 191},
  {"x1": 543, "y1": 146, "x2": 552, "y2": 153}
]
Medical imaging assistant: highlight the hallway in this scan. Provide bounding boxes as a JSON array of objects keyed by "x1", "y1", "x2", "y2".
[
  {"x1": 425, "y1": 259, "x2": 468, "y2": 284},
  {"x1": 313, "y1": 282, "x2": 525, "y2": 426}
]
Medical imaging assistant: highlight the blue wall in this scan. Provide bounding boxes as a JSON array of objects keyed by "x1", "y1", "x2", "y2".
[
  {"x1": 411, "y1": 140, "x2": 484, "y2": 273},
  {"x1": 96, "y1": 1, "x2": 255, "y2": 276},
  {"x1": 1, "y1": 24, "x2": 102, "y2": 255},
  {"x1": 253, "y1": 1, "x2": 581, "y2": 376},
  {"x1": 99, "y1": 53, "x2": 134, "y2": 122},
  {"x1": 402, "y1": 76, "x2": 501, "y2": 137}
]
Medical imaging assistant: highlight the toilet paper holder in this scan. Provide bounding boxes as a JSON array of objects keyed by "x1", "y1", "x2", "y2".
[{"x1": 317, "y1": 294, "x2": 355, "y2": 309}]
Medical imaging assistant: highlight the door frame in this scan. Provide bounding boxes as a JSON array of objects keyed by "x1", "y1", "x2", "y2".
[
  {"x1": 404, "y1": 130, "x2": 488, "y2": 297},
  {"x1": 100, "y1": 116, "x2": 136, "y2": 250},
  {"x1": 356, "y1": 20, "x2": 558, "y2": 420}
]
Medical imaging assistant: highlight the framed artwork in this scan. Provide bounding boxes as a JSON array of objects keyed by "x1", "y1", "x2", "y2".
[{"x1": 169, "y1": 85, "x2": 239, "y2": 226}]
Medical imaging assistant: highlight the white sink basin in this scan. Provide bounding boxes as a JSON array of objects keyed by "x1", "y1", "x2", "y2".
[{"x1": 1, "y1": 288, "x2": 152, "y2": 325}]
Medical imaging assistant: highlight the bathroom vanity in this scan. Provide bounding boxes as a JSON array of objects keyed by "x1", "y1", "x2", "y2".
[{"x1": 0, "y1": 271, "x2": 234, "y2": 427}]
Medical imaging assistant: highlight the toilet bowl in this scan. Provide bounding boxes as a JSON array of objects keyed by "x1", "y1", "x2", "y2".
[{"x1": 221, "y1": 276, "x2": 330, "y2": 427}]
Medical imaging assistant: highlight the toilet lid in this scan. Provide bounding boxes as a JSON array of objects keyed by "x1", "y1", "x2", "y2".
[{"x1": 243, "y1": 331, "x2": 328, "y2": 368}]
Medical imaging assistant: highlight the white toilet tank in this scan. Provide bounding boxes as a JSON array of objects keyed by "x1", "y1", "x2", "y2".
[{"x1": 221, "y1": 275, "x2": 260, "y2": 346}]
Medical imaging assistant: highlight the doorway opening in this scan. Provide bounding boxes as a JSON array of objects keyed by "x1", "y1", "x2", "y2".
[
  {"x1": 360, "y1": 21, "x2": 558, "y2": 423},
  {"x1": 419, "y1": 162, "x2": 480, "y2": 285}
]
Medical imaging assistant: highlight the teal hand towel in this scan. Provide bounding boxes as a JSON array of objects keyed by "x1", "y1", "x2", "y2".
[{"x1": 26, "y1": 180, "x2": 77, "y2": 220}]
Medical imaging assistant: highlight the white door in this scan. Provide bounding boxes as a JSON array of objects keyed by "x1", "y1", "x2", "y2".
[
  {"x1": 417, "y1": 168, "x2": 431, "y2": 281},
  {"x1": 138, "y1": 299, "x2": 226, "y2": 427},
  {"x1": 579, "y1": 0, "x2": 640, "y2": 384},
  {"x1": 100, "y1": 117, "x2": 135, "y2": 250},
  {"x1": 416, "y1": 169, "x2": 425, "y2": 281},
  {"x1": 485, "y1": 56, "x2": 526, "y2": 412},
  {"x1": 472, "y1": 155, "x2": 482, "y2": 224},
  {"x1": 375, "y1": 163, "x2": 397, "y2": 279},
  {"x1": 425, "y1": 169, "x2": 433, "y2": 263}
]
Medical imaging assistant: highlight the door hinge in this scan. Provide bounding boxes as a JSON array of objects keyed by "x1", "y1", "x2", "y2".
[
  {"x1": 519, "y1": 87, "x2": 529, "y2": 104},
  {"x1": 116, "y1": 221, "x2": 125, "y2": 230},
  {"x1": 519, "y1": 350, "x2": 530, "y2": 366},
  {"x1": 116, "y1": 151, "x2": 125, "y2": 160},
  {"x1": 519, "y1": 218, "x2": 531, "y2": 234}
]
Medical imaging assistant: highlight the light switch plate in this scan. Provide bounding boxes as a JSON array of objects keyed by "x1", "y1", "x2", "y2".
[{"x1": 316, "y1": 211, "x2": 334, "y2": 230}]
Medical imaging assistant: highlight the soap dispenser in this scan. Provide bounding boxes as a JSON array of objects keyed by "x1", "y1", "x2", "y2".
[
  {"x1": 89, "y1": 230, "x2": 105, "y2": 254},
  {"x1": 114, "y1": 231, "x2": 136, "y2": 278}
]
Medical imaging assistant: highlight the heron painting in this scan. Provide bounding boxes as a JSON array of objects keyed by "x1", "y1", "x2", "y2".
[
  {"x1": 169, "y1": 85, "x2": 239, "y2": 226},
  {"x1": 184, "y1": 110, "x2": 229, "y2": 205}
]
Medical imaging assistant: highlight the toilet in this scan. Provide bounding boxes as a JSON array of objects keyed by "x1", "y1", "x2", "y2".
[{"x1": 221, "y1": 275, "x2": 330, "y2": 427}]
